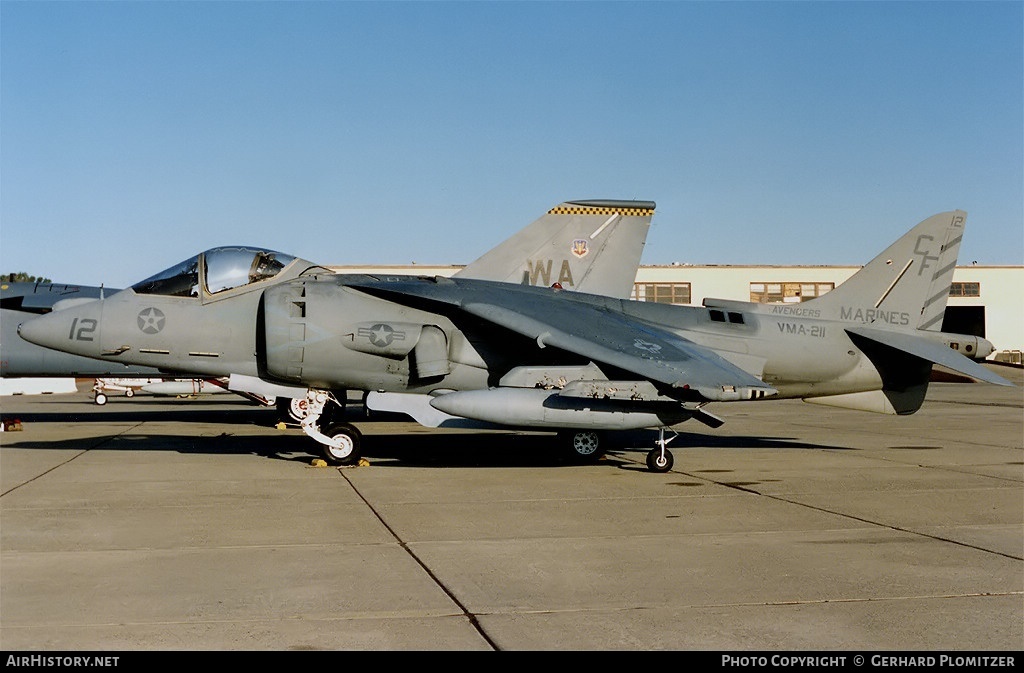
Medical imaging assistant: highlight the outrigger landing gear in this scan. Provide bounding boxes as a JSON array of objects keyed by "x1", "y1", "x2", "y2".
[
  {"x1": 298, "y1": 389, "x2": 362, "y2": 466},
  {"x1": 645, "y1": 428, "x2": 678, "y2": 473}
]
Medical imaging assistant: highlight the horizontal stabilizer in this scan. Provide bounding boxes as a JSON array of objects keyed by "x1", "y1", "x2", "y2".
[{"x1": 845, "y1": 326, "x2": 1015, "y2": 387}]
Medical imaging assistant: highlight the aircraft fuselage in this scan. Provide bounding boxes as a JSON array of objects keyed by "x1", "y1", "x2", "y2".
[{"x1": 16, "y1": 273, "x2": 897, "y2": 402}]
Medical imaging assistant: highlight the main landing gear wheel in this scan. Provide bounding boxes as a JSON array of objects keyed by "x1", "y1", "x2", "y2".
[
  {"x1": 94, "y1": 392, "x2": 108, "y2": 406},
  {"x1": 125, "y1": 389, "x2": 134, "y2": 398},
  {"x1": 560, "y1": 430, "x2": 605, "y2": 463},
  {"x1": 320, "y1": 422, "x2": 362, "y2": 466}
]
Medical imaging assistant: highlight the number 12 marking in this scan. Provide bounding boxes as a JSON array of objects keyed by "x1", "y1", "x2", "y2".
[{"x1": 69, "y1": 317, "x2": 97, "y2": 341}]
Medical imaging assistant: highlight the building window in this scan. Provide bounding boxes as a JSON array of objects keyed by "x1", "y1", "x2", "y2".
[
  {"x1": 749, "y1": 282, "x2": 834, "y2": 303},
  {"x1": 633, "y1": 282, "x2": 691, "y2": 305},
  {"x1": 949, "y1": 282, "x2": 980, "y2": 297}
]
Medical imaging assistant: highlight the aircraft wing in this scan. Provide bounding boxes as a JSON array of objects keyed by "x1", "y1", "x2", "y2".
[
  {"x1": 465, "y1": 300, "x2": 776, "y2": 401},
  {"x1": 351, "y1": 278, "x2": 776, "y2": 402},
  {"x1": 845, "y1": 326, "x2": 1015, "y2": 387}
]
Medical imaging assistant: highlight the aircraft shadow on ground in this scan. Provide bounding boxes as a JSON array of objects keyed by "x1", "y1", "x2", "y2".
[
  {"x1": 0, "y1": 431, "x2": 318, "y2": 464},
  {"x1": 1, "y1": 419, "x2": 850, "y2": 469},
  {"x1": 0, "y1": 399, "x2": 454, "y2": 427},
  {"x1": 0, "y1": 402, "x2": 277, "y2": 427}
]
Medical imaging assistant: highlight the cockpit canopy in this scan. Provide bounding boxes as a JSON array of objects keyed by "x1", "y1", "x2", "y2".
[{"x1": 132, "y1": 247, "x2": 298, "y2": 297}]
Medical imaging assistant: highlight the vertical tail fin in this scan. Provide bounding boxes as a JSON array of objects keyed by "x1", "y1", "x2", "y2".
[
  {"x1": 454, "y1": 199, "x2": 654, "y2": 299},
  {"x1": 805, "y1": 210, "x2": 966, "y2": 329}
]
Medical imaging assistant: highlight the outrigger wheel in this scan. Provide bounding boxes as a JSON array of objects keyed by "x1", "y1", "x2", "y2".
[
  {"x1": 646, "y1": 447, "x2": 674, "y2": 472},
  {"x1": 320, "y1": 422, "x2": 362, "y2": 466},
  {"x1": 645, "y1": 428, "x2": 677, "y2": 473}
]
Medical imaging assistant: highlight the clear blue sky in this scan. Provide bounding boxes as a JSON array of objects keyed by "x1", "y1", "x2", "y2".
[{"x1": 2, "y1": 1, "x2": 1021, "y2": 288}]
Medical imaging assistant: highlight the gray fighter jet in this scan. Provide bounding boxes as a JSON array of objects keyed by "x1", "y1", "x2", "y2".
[
  {"x1": 4, "y1": 198, "x2": 651, "y2": 412},
  {"x1": 12, "y1": 197, "x2": 654, "y2": 413},
  {"x1": 17, "y1": 207, "x2": 1013, "y2": 472}
]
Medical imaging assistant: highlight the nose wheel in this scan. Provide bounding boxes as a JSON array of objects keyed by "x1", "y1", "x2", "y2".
[
  {"x1": 319, "y1": 422, "x2": 363, "y2": 466},
  {"x1": 297, "y1": 389, "x2": 362, "y2": 465},
  {"x1": 645, "y1": 428, "x2": 677, "y2": 473}
]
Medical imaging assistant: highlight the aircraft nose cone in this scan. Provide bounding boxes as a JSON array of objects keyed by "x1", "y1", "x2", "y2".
[
  {"x1": 17, "y1": 314, "x2": 54, "y2": 347},
  {"x1": 18, "y1": 306, "x2": 100, "y2": 358}
]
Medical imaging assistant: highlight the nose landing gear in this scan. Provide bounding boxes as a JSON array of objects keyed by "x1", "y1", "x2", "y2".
[{"x1": 297, "y1": 389, "x2": 362, "y2": 466}]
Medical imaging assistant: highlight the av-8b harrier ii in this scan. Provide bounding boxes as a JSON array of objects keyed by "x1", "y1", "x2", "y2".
[
  {"x1": 13, "y1": 197, "x2": 655, "y2": 414},
  {"x1": 18, "y1": 205, "x2": 1013, "y2": 472}
]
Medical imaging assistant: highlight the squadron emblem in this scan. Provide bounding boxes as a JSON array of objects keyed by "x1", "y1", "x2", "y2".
[
  {"x1": 137, "y1": 307, "x2": 166, "y2": 334},
  {"x1": 571, "y1": 239, "x2": 589, "y2": 258}
]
